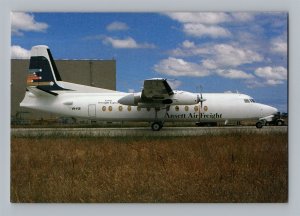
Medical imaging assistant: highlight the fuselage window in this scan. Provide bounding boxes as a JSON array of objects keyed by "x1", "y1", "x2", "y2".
[
  {"x1": 137, "y1": 107, "x2": 141, "y2": 111},
  {"x1": 175, "y1": 106, "x2": 179, "y2": 112},
  {"x1": 108, "y1": 106, "x2": 112, "y2": 111},
  {"x1": 127, "y1": 106, "x2": 131, "y2": 112},
  {"x1": 250, "y1": 99, "x2": 256, "y2": 103},
  {"x1": 194, "y1": 106, "x2": 199, "y2": 112},
  {"x1": 102, "y1": 106, "x2": 106, "y2": 111},
  {"x1": 244, "y1": 99, "x2": 250, "y2": 103},
  {"x1": 185, "y1": 106, "x2": 189, "y2": 112},
  {"x1": 118, "y1": 106, "x2": 123, "y2": 111}
]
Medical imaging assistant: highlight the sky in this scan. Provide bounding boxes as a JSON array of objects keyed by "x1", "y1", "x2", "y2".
[{"x1": 11, "y1": 12, "x2": 288, "y2": 112}]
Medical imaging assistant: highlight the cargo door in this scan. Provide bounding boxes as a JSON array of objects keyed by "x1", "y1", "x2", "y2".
[{"x1": 88, "y1": 104, "x2": 96, "y2": 117}]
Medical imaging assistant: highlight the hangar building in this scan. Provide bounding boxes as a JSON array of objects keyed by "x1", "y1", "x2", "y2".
[{"x1": 11, "y1": 59, "x2": 116, "y2": 124}]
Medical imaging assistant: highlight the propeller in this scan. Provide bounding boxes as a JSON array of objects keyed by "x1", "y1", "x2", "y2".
[
  {"x1": 196, "y1": 85, "x2": 206, "y2": 109},
  {"x1": 197, "y1": 94, "x2": 200, "y2": 104},
  {"x1": 196, "y1": 85, "x2": 206, "y2": 123},
  {"x1": 198, "y1": 93, "x2": 206, "y2": 109}
]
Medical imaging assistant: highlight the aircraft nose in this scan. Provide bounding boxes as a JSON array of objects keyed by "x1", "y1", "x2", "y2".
[
  {"x1": 271, "y1": 106, "x2": 278, "y2": 114},
  {"x1": 264, "y1": 105, "x2": 278, "y2": 116}
]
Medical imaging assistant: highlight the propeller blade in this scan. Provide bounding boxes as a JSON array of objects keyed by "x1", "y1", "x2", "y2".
[
  {"x1": 200, "y1": 93, "x2": 204, "y2": 108},
  {"x1": 196, "y1": 94, "x2": 200, "y2": 103}
]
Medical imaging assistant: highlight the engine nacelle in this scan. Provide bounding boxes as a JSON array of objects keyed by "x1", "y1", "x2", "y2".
[
  {"x1": 118, "y1": 93, "x2": 142, "y2": 106},
  {"x1": 118, "y1": 91, "x2": 200, "y2": 106},
  {"x1": 171, "y1": 91, "x2": 199, "y2": 105}
]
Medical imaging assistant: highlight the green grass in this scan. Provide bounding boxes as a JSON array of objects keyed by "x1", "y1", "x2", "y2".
[{"x1": 11, "y1": 134, "x2": 288, "y2": 203}]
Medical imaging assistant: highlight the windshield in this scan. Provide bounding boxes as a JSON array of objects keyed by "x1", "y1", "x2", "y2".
[{"x1": 244, "y1": 98, "x2": 256, "y2": 103}]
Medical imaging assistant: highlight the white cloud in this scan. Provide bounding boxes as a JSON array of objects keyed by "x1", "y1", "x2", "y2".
[
  {"x1": 230, "y1": 12, "x2": 255, "y2": 22},
  {"x1": 201, "y1": 59, "x2": 217, "y2": 70},
  {"x1": 11, "y1": 12, "x2": 48, "y2": 35},
  {"x1": 164, "y1": 12, "x2": 256, "y2": 39},
  {"x1": 156, "y1": 41, "x2": 264, "y2": 80},
  {"x1": 216, "y1": 69, "x2": 254, "y2": 79},
  {"x1": 11, "y1": 45, "x2": 30, "y2": 59},
  {"x1": 246, "y1": 66, "x2": 287, "y2": 87},
  {"x1": 246, "y1": 66, "x2": 287, "y2": 88},
  {"x1": 245, "y1": 79, "x2": 265, "y2": 88},
  {"x1": 154, "y1": 57, "x2": 210, "y2": 77},
  {"x1": 206, "y1": 44, "x2": 263, "y2": 68},
  {"x1": 264, "y1": 79, "x2": 284, "y2": 85},
  {"x1": 154, "y1": 56, "x2": 256, "y2": 80},
  {"x1": 183, "y1": 23, "x2": 231, "y2": 38},
  {"x1": 169, "y1": 40, "x2": 210, "y2": 57},
  {"x1": 103, "y1": 36, "x2": 155, "y2": 49},
  {"x1": 181, "y1": 40, "x2": 195, "y2": 49},
  {"x1": 254, "y1": 66, "x2": 287, "y2": 81},
  {"x1": 246, "y1": 78, "x2": 285, "y2": 88},
  {"x1": 165, "y1": 12, "x2": 256, "y2": 24},
  {"x1": 170, "y1": 42, "x2": 263, "y2": 68},
  {"x1": 270, "y1": 36, "x2": 287, "y2": 56},
  {"x1": 165, "y1": 12, "x2": 231, "y2": 24},
  {"x1": 106, "y1": 21, "x2": 129, "y2": 31},
  {"x1": 167, "y1": 80, "x2": 182, "y2": 89},
  {"x1": 165, "y1": 12, "x2": 232, "y2": 39}
]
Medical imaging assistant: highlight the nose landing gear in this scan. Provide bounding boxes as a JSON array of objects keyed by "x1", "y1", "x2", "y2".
[
  {"x1": 256, "y1": 121, "x2": 264, "y2": 129},
  {"x1": 256, "y1": 112, "x2": 285, "y2": 128}
]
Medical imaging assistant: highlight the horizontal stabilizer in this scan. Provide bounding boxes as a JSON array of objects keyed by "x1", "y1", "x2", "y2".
[{"x1": 27, "y1": 86, "x2": 58, "y2": 97}]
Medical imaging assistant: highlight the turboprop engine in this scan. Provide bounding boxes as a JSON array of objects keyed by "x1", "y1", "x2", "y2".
[
  {"x1": 118, "y1": 91, "x2": 201, "y2": 106},
  {"x1": 118, "y1": 93, "x2": 142, "y2": 106}
]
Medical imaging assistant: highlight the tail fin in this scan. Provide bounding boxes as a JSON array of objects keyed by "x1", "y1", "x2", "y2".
[
  {"x1": 25, "y1": 45, "x2": 117, "y2": 94},
  {"x1": 27, "y1": 45, "x2": 67, "y2": 91}
]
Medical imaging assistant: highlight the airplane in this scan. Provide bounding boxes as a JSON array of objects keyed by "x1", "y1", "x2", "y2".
[{"x1": 20, "y1": 45, "x2": 279, "y2": 131}]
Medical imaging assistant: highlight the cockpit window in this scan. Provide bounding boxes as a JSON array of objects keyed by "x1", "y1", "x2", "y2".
[{"x1": 244, "y1": 98, "x2": 256, "y2": 103}]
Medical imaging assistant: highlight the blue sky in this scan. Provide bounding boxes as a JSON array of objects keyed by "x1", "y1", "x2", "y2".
[{"x1": 11, "y1": 12, "x2": 288, "y2": 112}]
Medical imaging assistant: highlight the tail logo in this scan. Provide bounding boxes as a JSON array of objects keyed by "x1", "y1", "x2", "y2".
[
  {"x1": 27, "y1": 70, "x2": 51, "y2": 87},
  {"x1": 26, "y1": 45, "x2": 70, "y2": 91},
  {"x1": 27, "y1": 71, "x2": 42, "y2": 85}
]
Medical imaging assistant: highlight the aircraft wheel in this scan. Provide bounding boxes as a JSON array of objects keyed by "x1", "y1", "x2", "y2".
[
  {"x1": 256, "y1": 121, "x2": 263, "y2": 129},
  {"x1": 151, "y1": 122, "x2": 163, "y2": 131},
  {"x1": 276, "y1": 120, "x2": 284, "y2": 126}
]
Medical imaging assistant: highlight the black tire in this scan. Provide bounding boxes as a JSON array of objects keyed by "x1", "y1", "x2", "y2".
[
  {"x1": 276, "y1": 120, "x2": 284, "y2": 126},
  {"x1": 256, "y1": 121, "x2": 263, "y2": 129},
  {"x1": 151, "y1": 122, "x2": 162, "y2": 131}
]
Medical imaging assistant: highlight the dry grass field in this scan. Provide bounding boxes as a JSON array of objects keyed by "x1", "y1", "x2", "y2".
[{"x1": 11, "y1": 132, "x2": 288, "y2": 203}]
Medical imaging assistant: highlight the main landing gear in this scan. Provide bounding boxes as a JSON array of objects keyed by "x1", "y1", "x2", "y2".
[
  {"x1": 151, "y1": 122, "x2": 163, "y2": 131},
  {"x1": 151, "y1": 105, "x2": 170, "y2": 131},
  {"x1": 151, "y1": 107, "x2": 166, "y2": 131}
]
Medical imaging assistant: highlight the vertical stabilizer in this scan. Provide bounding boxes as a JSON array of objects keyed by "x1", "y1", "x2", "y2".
[
  {"x1": 24, "y1": 45, "x2": 117, "y2": 94},
  {"x1": 27, "y1": 45, "x2": 65, "y2": 91}
]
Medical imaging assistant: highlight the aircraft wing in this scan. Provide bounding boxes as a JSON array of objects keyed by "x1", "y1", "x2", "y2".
[
  {"x1": 118, "y1": 78, "x2": 199, "y2": 107},
  {"x1": 141, "y1": 78, "x2": 174, "y2": 101}
]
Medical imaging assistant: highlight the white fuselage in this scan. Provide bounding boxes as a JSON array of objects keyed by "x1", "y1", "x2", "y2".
[
  {"x1": 21, "y1": 90, "x2": 278, "y2": 123},
  {"x1": 20, "y1": 45, "x2": 279, "y2": 128}
]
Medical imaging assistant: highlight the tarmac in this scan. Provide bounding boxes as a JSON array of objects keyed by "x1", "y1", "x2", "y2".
[{"x1": 11, "y1": 126, "x2": 288, "y2": 137}]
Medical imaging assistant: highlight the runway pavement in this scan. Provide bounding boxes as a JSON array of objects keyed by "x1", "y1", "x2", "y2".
[{"x1": 11, "y1": 126, "x2": 288, "y2": 137}]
